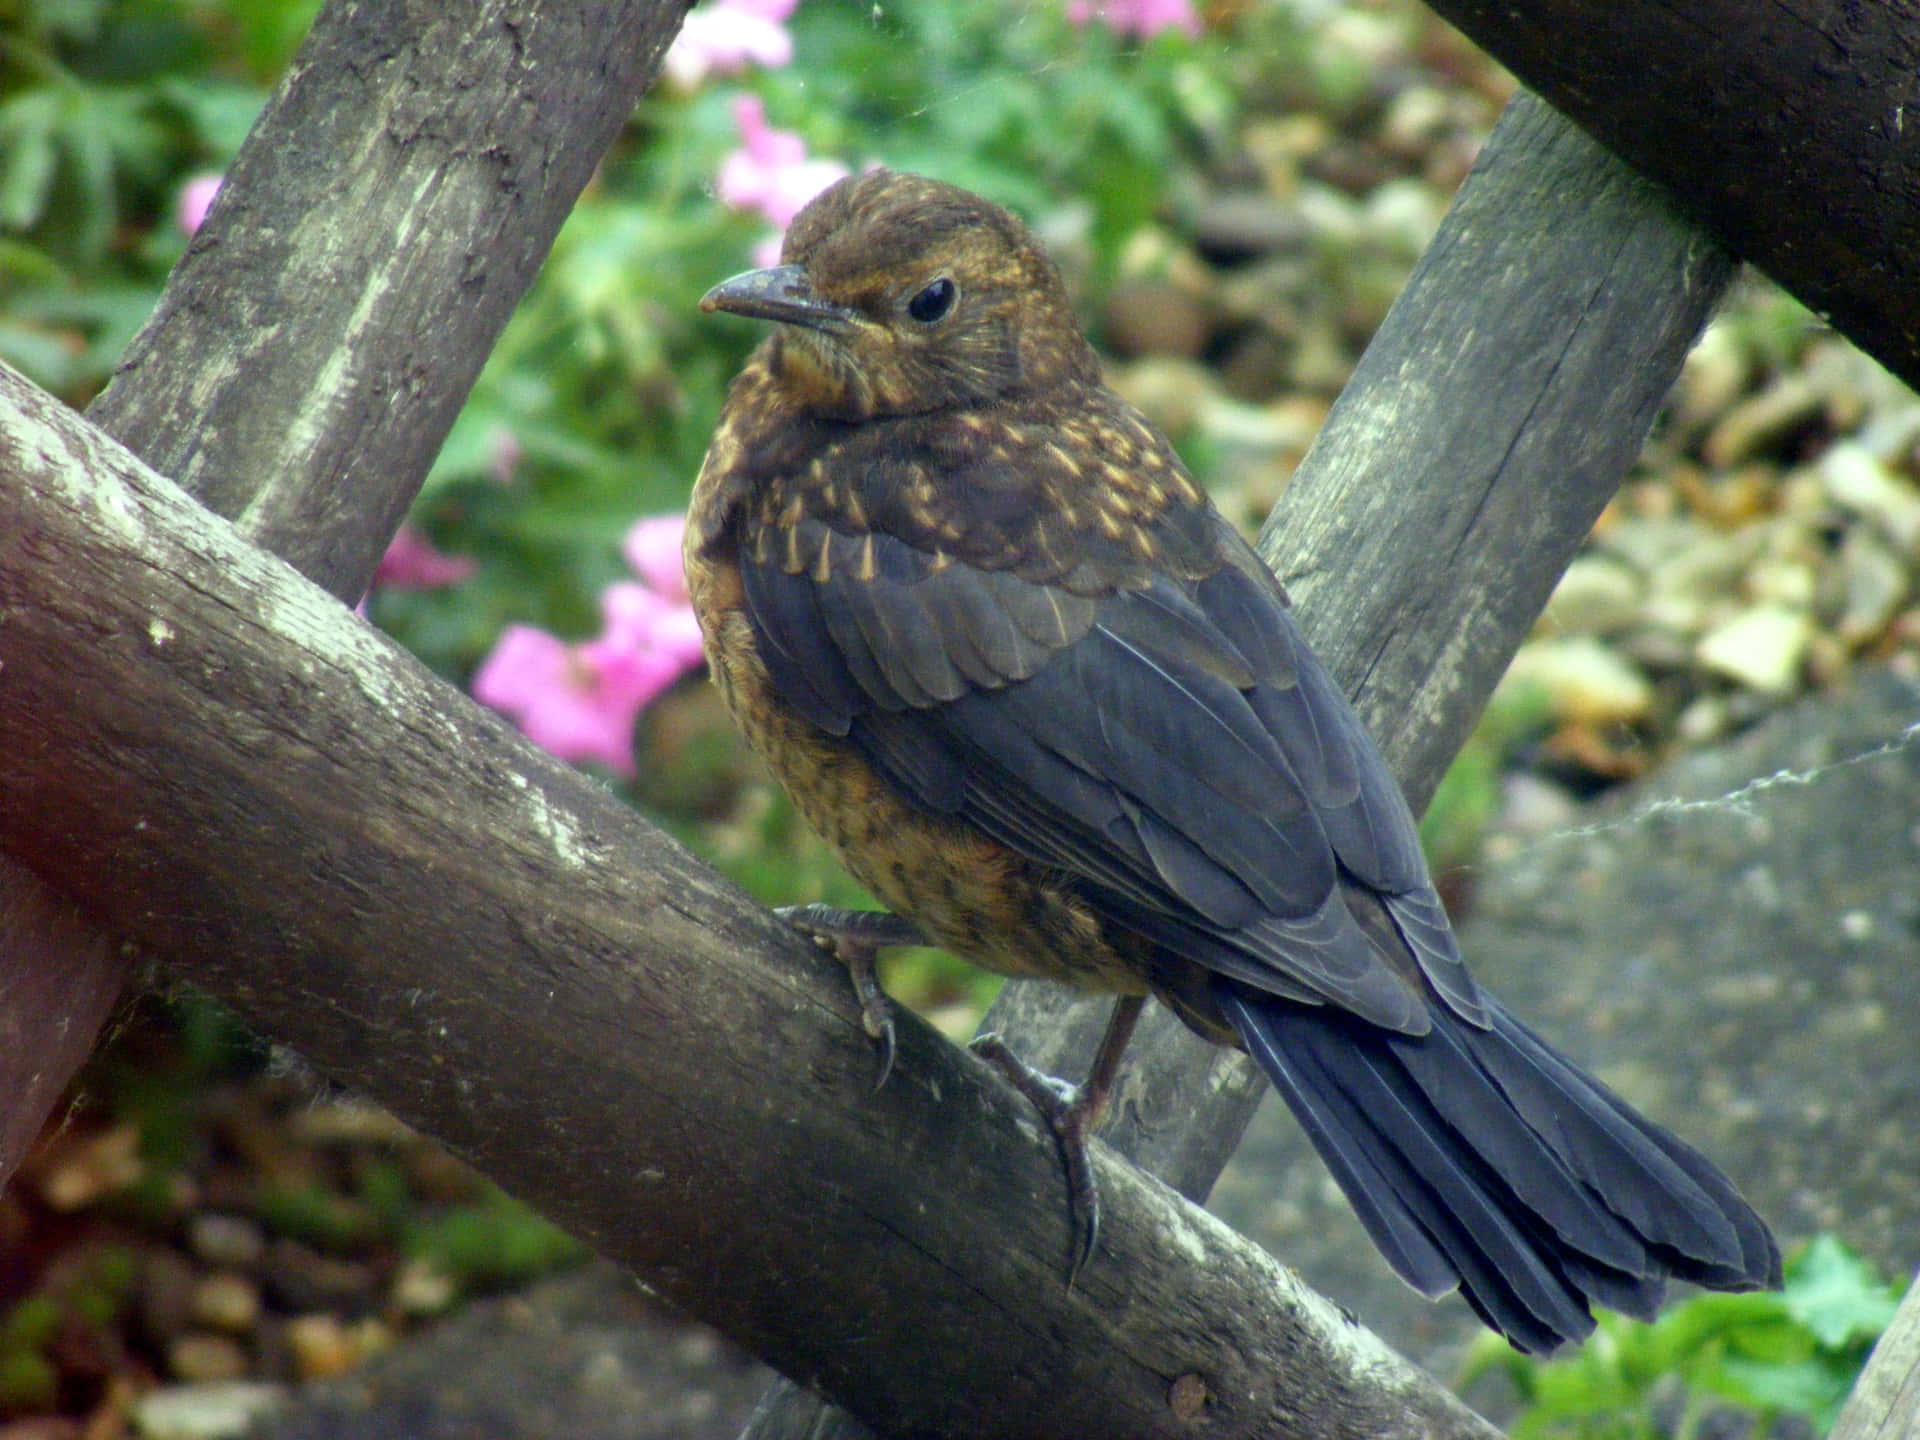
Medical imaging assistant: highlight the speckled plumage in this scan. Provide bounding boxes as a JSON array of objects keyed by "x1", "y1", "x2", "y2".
[{"x1": 686, "y1": 168, "x2": 1779, "y2": 1351}]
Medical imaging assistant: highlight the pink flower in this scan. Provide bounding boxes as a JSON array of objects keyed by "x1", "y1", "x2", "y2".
[
  {"x1": 373, "y1": 526, "x2": 477, "y2": 591},
  {"x1": 716, "y1": 96, "x2": 849, "y2": 235},
  {"x1": 611, "y1": 515, "x2": 706, "y2": 673},
  {"x1": 1066, "y1": 0, "x2": 1201, "y2": 39},
  {"x1": 472, "y1": 513, "x2": 708, "y2": 776},
  {"x1": 473, "y1": 625, "x2": 647, "y2": 776},
  {"x1": 622, "y1": 514, "x2": 691, "y2": 601},
  {"x1": 663, "y1": 0, "x2": 799, "y2": 88},
  {"x1": 592, "y1": 581, "x2": 707, "y2": 689},
  {"x1": 178, "y1": 174, "x2": 223, "y2": 236}
]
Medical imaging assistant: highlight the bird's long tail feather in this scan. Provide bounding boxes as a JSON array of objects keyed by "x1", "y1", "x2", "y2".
[{"x1": 1216, "y1": 984, "x2": 1781, "y2": 1353}]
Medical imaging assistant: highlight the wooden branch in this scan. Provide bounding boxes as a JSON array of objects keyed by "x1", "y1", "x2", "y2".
[
  {"x1": 0, "y1": 875, "x2": 124, "y2": 1178},
  {"x1": 743, "y1": 87, "x2": 1732, "y2": 1440},
  {"x1": 1268, "y1": 94, "x2": 1735, "y2": 804},
  {"x1": 1831, "y1": 1270, "x2": 1920, "y2": 1440},
  {"x1": 0, "y1": 0, "x2": 684, "y2": 1192},
  {"x1": 1422, "y1": 0, "x2": 1920, "y2": 393},
  {"x1": 0, "y1": 359, "x2": 1500, "y2": 1438}
]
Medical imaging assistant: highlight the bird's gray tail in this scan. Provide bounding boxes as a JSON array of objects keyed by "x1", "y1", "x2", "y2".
[{"x1": 1215, "y1": 984, "x2": 1781, "y2": 1352}]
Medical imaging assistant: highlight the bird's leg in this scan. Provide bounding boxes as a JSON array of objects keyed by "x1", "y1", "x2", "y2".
[
  {"x1": 776, "y1": 904, "x2": 925, "y2": 1089},
  {"x1": 971, "y1": 993, "x2": 1147, "y2": 1286}
]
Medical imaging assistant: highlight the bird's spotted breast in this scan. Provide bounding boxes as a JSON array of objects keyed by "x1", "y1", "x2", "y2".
[{"x1": 689, "y1": 556, "x2": 1145, "y2": 994}]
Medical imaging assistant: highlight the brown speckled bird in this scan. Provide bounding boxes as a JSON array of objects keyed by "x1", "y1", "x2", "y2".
[{"x1": 685, "y1": 168, "x2": 1779, "y2": 1352}]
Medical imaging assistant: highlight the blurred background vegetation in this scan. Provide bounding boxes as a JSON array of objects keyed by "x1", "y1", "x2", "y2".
[{"x1": 3, "y1": 0, "x2": 1910, "y2": 1435}]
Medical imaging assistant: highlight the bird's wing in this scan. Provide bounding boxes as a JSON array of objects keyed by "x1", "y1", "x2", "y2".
[{"x1": 739, "y1": 505, "x2": 1483, "y2": 1034}]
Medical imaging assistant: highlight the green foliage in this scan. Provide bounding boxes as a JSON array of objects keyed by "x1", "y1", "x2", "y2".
[
  {"x1": 779, "y1": 1, "x2": 1232, "y2": 260},
  {"x1": 1419, "y1": 678, "x2": 1552, "y2": 876},
  {"x1": 403, "y1": 1185, "x2": 587, "y2": 1291},
  {"x1": 0, "y1": 1249, "x2": 136, "y2": 1416},
  {"x1": 255, "y1": 1180, "x2": 386, "y2": 1253},
  {"x1": 1463, "y1": 1235, "x2": 1904, "y2": 1438},
  {"x1": 0, "y1": 1346, "x2": 58, "y2": 1415},
  {"x1": 0, "y1": 0, "x2": 306, "y2": 396}
]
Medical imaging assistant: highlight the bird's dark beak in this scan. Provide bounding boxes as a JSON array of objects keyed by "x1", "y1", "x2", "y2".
[{"x1": 701, "y1": 264, "x2": 858, "y2": 335}]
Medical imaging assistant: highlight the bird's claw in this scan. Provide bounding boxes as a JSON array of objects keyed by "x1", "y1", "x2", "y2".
[
  {"x1": 970, "y1": 1032, "x2": 1103, "y2": 1286},
  {"x1": 845, "y1": 943, "x2": 897, "y2": 1091},
  {"x1": 776, "y1": 905, "x2": 922, "y2": 1090}
]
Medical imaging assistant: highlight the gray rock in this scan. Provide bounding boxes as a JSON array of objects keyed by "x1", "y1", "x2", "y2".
[
  {"x1": 1695, "y1": 602, "x2": 1813, "y2": 693},
  {"x1": 1192, "y1": 191, "x2": 1310, "y2": 259},
  {"x1": 1541, "y1": 554, "x2": 1644, "y2": 636},
  {"x1": 1212, "y1": 664, "x2": 1920, "y2": 1376},
  {"x1": 1833, "y1": 529, "x2": 1909, "y2": 646},
  {"x1": 1505, "y1": 635, "x2": 1655, "y2": 723},
  {"x1": 1821, "y1": 442, "x2": 1920, "y2": 554},
  {"x1": 249, "y1": 1264, "x2": 769, "y2": 1440},
  {"x1": 189, "y1": 1214, "x2": 268, "y2": 1271},
  {"x1": 138, "y1": 1382, "x2": 287, "y2": 1440}
]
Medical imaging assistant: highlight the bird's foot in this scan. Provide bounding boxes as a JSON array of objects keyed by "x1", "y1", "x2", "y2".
[
  {"x1": 776, "y1": 905, "x2": 924, "y2": 1090},
  {"x1": 969, "y1": 1033, "x2": 1107, "y2": 1287}
]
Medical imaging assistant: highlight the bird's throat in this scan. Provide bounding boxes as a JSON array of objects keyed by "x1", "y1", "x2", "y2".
[{"x1": 771, "y1": 330, "x2": 875, "y2": 421}]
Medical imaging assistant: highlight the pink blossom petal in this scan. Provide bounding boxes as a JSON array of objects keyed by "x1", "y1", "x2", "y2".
[
  {"x1": 717, "y1": 97, "x2": 848, "y2": 235},
  {"x1": 752, "y1": 233, "x2": 785, "y2": 268},
  {"x1": 653, "y1": 605, "x2": 710, "y2": 670},
  {"x1": 732, "y1": 95, "x2": 774, "y2": 156},
  {"x1": 716, "y1": 150, "x2": 771, "y2": 213},
  {"x1": 373, "y1": 526, "x2": 477, "y2": 591},
  {"x1": 622, "y1": 515, "x2": 690, "y2": 600},
  {"x1": 662, "y1": 0, "x2": 798, "y2": 88},
  {"x1": 599, "y1": 579, "x2": 708, "y2": 679},
  {"x1": 600, "y1": 579, "x2": 675, "y2": 646},
  {"x1": 473, "y1": 625, "x2": 572, "y2": 713},
  {"x1": 582, "y1": 634, "x2": 686, "y2": 716},
  {"x1": 178, "y1": 174, "x2": 223, "y2": 236},
  {"x1": 1067, "y1": 0, "x2": 1201, "y2": 38},
  {"x1": 584, "y1": 589, "x2": 697, "y2": 716},
  {"x1": 600, "y1": 577, "x2": 707, "y2": 693},
  {"x1": 473, "y1": 625, "x2": 642, "y2": 776},
  {"x1": 722, "y1": 13, "x2": 795, "y2": 70},
  {"x1": 661, "y1": 24, "x2": 716, "y2": 88},
  {"x1": 765, "y1": 157, "x2": 851, "y2": 229}
]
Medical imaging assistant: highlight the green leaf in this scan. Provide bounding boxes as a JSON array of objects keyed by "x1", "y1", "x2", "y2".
[
  {"x1": 0, "y1": 91, "x2": 61, "y2": 229},
  {"x1": 405, "y1": 1188, "x2": 586, "y2": 1289},
  {"x1": 1785, "y1": 1234, "x2": 1901, "y2": 1349},
  {"x1": 156, "y1": 75, "x2": 268, "y2": 156},
  {"x1": 1712, "y1": 1354, "x2": 1853, "y2": 1425}
]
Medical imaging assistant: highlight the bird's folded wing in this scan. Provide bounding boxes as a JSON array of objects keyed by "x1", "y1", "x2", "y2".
[{"x1": 740, "y1": 507, "x2": 1483, "y2": 1031}]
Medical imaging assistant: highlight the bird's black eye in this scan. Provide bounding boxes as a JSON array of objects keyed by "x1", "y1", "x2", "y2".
[{"x1": 907, "y1": 276, "x2": 957, "y2": 324}]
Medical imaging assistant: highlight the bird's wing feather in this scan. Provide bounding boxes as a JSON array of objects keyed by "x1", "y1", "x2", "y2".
[{"x1": 740, "y1": 506, "x2": 1482, "y2": 1031}]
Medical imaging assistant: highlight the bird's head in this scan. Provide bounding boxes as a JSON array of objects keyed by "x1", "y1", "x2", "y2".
[{"x1": 701, "y1": 169, "x2": 1101, "y2": 422}]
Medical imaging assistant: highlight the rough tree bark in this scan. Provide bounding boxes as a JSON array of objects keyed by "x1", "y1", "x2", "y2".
[
  {"x1": 742, "y1": 88, "x2": 1733, "y2": 1440},
  {"x1": 1422, "y1": 0, "x2": 1920, "y2": 393},
  {"x1": 0, "y1": 0, "x2": 689, "y2": 1186},
  {"x1": 0, "y1": 357, "x2": 1498, "y2": 1438}
]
